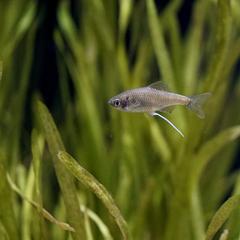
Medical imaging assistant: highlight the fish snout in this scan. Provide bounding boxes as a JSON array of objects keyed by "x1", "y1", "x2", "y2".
[{"x1": 108, "y1": 98, "x2": 113, "y2": 106}]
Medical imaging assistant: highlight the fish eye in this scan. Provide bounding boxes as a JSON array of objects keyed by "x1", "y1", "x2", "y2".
[{"x1": 114, "y1": 99, "x2": 121, "y2": 107}]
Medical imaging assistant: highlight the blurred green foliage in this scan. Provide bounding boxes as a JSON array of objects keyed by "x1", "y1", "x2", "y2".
[{"x1": 0, "y1": 0, "x2": 240, "y2": 239}]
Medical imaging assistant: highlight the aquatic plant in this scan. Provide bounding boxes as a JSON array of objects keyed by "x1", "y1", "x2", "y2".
[{"x1": 0, "y1": 0, "x2": 240, "y2": 239}]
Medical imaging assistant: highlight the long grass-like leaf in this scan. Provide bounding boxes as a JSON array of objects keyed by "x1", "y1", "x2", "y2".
[
  {"x1": 0, "y1": 163, "x2": 18, "y2": 240},
  {"x1": 0, "y1": 222, "x2": 10, "y2": 240},
  {"x1": 119, "y1": 0, "x2": 133, "y2": 38},
  {"x1": 225, "y1": 174, "x2": 240, "y2": 239},
  {"x1": 7, "y1": 175, "x2": 75, "y2": 232},
  {"x1": 0, "y1": 2, "x2": 36, "y2": 59},
  {"x1": 205, "y1": 195, "x2": 240, "y2": 240},
  {"x1": 31, "y1": 129, "x2": 46, "y2": 239},
  {"x1": 58, "y1": 151, "x2": 129, "y2": 240},
  {"x1": 146, "y1": 0, "x2": 175, "y2": 89},
  {"x1": 36, "y1": 101, "x2": 86, "y2": 239},
  {"x1": 0, "y1": 61, "x2": 2, "y2": 82},
  {"x1": 190, "y1": 126, "x2": 240, "y2": 187},
  {"x1": 204, "y1": 0, "x2": 231, "y2": 91},
  {"x1": 80, "y1": 205, "x2": 113, "y2": 240},
  {"x1": 183, "y1": 1, "x2": 208, "y2": 94},
  {"x1": 22, "y1": 165, "x2": 35, "y2": 240}
]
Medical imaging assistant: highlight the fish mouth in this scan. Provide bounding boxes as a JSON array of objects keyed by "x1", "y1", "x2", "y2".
[{"x1": 107, "y1": 98, "x2": 113, "y2": 106}]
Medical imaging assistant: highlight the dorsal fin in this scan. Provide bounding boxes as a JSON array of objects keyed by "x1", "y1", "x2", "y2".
[{"x1": 148, "y1": 81, "x2": 169, "y2": 91}]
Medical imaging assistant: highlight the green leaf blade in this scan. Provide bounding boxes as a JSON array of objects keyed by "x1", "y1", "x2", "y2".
[
  {"x1": 58, "y1": 151, "x2": 129, "y2": 240},
  {"x1": 36, "y1": 101, "x2": 86, "y2": 240},
  {"x1": 206, "y1": 195, "x2": 240, "y2": 240}
]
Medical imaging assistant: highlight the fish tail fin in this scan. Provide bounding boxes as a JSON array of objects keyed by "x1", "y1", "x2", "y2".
[{"x1": 187, "y1": 92, "x2": 211, "y2": 119}]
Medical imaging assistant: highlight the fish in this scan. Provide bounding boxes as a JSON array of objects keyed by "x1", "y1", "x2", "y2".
[{"x1": 108, "y1": 81, "x2": 211, "y2": 137}]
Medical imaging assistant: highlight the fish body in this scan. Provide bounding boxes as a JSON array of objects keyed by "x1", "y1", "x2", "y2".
[
  {"x1": 108, "y1": 87, "x2": 189, "y2": 113},
  {"x1": 108, "y1": 81, "x2": 211, "y2": 119}
]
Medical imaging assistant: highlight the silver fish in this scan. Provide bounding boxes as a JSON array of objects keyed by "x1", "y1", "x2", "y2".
[{"x1": 108, "y1": 81, "x2": 211, "y2": 137}]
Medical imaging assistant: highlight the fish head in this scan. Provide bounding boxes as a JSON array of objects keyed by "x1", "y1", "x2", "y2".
[{"x1": 108, "y1": 92, "x2": 138, "y2": 111}]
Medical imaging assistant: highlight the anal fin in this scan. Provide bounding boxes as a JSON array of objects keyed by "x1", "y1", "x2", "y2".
[{"x1": 160, "y1": 106, "x2": 175, "y2": 113}]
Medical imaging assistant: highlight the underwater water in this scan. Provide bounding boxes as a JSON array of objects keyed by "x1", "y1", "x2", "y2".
[{"x1": 0, "y1": 0, "x2": 240, "y2": 239}]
